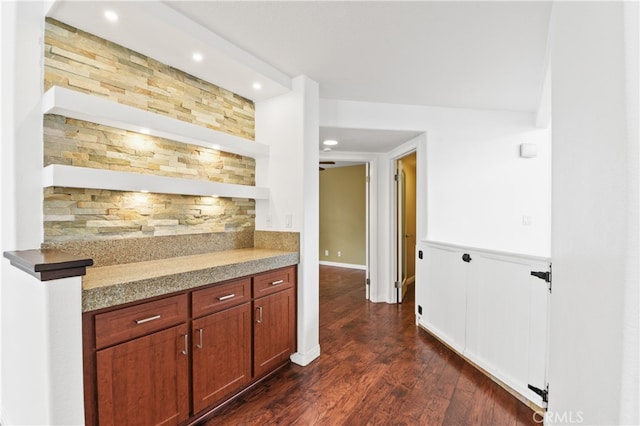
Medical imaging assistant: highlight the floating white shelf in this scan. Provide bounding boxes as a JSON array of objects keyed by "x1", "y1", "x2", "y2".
[
  {"x1": 42, "y1": 86, "x2": 269, "y2": 159},
  {"x1": 43, "y1": 165, "x2": 269, "y2": 200}
]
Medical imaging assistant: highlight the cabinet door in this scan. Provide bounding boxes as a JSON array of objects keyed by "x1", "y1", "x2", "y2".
[
  {"x1": 253, "y1": 288, "x2": 295, "y2": 378},
  {"x1": 96, "y1": 324, "x2": 189, "y2": 426},
  {"x1": 421, "y1": 244, "x2": 468, "y2": 353},
  {"x1": 192, "y1": 303, "x2": 251, "y2": 414}
]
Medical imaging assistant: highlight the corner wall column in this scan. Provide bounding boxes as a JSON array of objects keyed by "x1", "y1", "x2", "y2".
[
  {"x1": 2, "y1": 250, "x2": 92, "y2": 425},
  {"x1": 255, "y1": 75, "x2": 320, "y2": 366}
]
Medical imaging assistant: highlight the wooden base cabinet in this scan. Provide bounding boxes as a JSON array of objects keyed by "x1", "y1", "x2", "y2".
[
  {"x1": 83, "y1": 266, "x2": 297, "y2": 425},
  {"x1": 192, "y1": 303, "x2": 252, "y2": 413},
  {"x1": 254, "y1": 288, "x2": 296, "y2": 378},
  {"x1": 96, "y1": 325, "x2": 190, "y2": 426}
]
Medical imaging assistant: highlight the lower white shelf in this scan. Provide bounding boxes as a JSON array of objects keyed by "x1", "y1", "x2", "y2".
[{"x1": 43, "y1": 165, "x2": 269, "y2": 200}]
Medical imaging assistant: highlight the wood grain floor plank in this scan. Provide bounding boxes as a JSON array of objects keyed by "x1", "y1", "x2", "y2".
[{"x1": 203, "y1": 266, "x2": 538, "y2": 426}]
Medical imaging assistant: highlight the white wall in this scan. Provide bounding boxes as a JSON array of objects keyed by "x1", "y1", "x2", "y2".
[
  {"x1": 1, "y1": 263, "x2": 85, "y2": 425},
  {"x1": 0, "y1": 3, "x2": 5, "y2": 416},
  {"x1": 0, "y1": 1, "x2": 44, "y2": 250},
  {"x1": 0, "y1": 2, "x2": 85, "y2": 424},
  {"x1": 321, "y1": 99, "x2": 551, "y2": 257},
  {"x1": 321, "y1": 99, "x2": 551, "y2": 303},
  {"x1": 427, "y1": 121, "x2": 550, "y2": 256},
  {"x1": 621, "y1": 2, "x2": 640, "y2": 422},
  {"x1": 548, "y1": 2, "x2": 638, "y2": 424},
  {"x1": 255, "y1": 75, "x2": 321, "y2": 366}
]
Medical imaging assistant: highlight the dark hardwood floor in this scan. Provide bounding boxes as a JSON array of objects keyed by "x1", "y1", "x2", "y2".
[{"x1": 204, "y1": 265, "x2": 538, "y2": 425}]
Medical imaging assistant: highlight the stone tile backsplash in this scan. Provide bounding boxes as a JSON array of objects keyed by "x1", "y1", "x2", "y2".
[
  {"x1": 44, "y1": 187, "x2": 255, "y2": 242},
  {"x1": 43, "y1": 19, "x2": 258, "y2": 243},
  {"x1": 44, "y1": 18, "x2": 254, "y2": 139},
  {"x1": 44, "y1": 115, "x2": 255, "y2": 185}
]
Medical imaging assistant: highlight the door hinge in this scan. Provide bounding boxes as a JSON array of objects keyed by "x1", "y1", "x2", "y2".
[
  {"x1": 528, "y1": 383, "x2": 549, "y2": 404},
  {"x1": 394, "y1": 173, "x2": 399, "y2": 182},
  {"x1": 394, "y1": 281, "x2": 401, "y2": 288},
  {"x1": 366, "y1": 278, "x2": 370, "y2": 286},
  {"x1": 531, "y1": 263, "x2": 552, "y2": 293}
]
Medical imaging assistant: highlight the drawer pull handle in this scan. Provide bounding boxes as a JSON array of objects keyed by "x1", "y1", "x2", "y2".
[
  {"x1": 256, "y1": 306, "x2": 263, "y2": 324},
  {"x1": 135, "y1": 314, "x2": 161, "y2": 325},
  {"x1": 217, "y1": 294, "x2": 235, "y2": 301},
  {"x1": 196, "y1": 328, "x2": 203, "y2": 349},
  {"x1": 181, "y1": 334, "x2": 188, "y2": 355},
  {"x1": 271, "y1": 279, "x2": 284, "y2": 286}
]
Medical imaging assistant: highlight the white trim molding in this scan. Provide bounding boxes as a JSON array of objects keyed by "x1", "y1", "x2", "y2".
[{"x1": 319, "y1": 261, "x2": 366, "y2": 270}]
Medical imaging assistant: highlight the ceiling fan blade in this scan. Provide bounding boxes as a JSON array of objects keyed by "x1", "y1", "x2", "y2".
[{"x1": 319, "y1": 161, "x2": 335, "y2": 165}]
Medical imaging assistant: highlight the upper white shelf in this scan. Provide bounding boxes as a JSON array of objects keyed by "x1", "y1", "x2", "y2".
[
  {"x1": 42, "y1": 86, "x2": 269, "y2": 159},
  {"x1": 43, "y1": 165, "x2": 269, "y2": 200}
]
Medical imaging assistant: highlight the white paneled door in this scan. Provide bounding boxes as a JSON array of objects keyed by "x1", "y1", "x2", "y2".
[
  {"x1": 417, "y1": 241, "x2": 550, "y2": 407},
  {"x1": 421, "y1": 243, "x2": 468, "y2": 354}
]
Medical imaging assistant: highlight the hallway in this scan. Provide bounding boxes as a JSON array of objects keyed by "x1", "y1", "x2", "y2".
[{"x1": 205, "y1": 266, "x2": 538, "y2": 425}]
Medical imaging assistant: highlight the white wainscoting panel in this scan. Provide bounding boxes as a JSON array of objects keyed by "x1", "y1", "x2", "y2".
[
  {"x1": 422, "y1": 243, "x2": 468, "y2": 354},
  {"x1": 417, "y1": 241, "x2": 550, "y2": 407}
]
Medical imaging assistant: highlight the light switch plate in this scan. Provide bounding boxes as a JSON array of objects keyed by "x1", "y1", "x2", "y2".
[{"x1": 520, "y1": 143, "x2": 538, "y2": 158}]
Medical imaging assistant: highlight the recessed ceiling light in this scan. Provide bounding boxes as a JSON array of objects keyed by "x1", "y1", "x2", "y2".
[
  {"x1": 192, "y1": 52, "x2": 203, "y2": 62},
  {"x1": 323, "y1": 139, "x2": 338, "y2": 146},
  {"x1": 104, "y1": 10, "x2": 118, "y2": 23},
  {"x1": 252, "y1": 82, "x2": 262, "y2": 90},
  {"x1": 323, "y1": 147, "x2": 332, "y2": 152}
]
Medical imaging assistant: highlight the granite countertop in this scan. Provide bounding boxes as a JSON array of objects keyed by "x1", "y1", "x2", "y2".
[{"x1": 82, "y1": 248, "x2": 299, "y2": 312}]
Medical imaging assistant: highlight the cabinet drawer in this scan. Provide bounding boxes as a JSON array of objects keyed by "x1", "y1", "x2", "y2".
[
  {"x1": 253, "y1": 266, "x2": 295, "y2": 298},
  {"x1": 95, "y1": 294, "x2": 188, "y2": 349},
  {"x1": 192, "y1": 278, "x2": 251, "y2": 318}
]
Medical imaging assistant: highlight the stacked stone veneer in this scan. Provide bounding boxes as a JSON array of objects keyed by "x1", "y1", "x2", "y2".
[
  {"x1": 43, "y1": 115, "x2": 255, "y2": 184},
  {"x1": 44, "y1": 19, "x2": 254, "y2": 138},
  {"x1": 43, "y1": 19, "x2": 258, "y2": 242},
  {"x1": 44, "y1": 188, "x2": 255, "y2": 241}
]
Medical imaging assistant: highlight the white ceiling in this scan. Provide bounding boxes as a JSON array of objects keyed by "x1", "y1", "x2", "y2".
[
  {"x1": 48, "y1": 1, "x2": 552, "y2": 154},
  {"x1": 167, "y1": 1, "x2": 552, "y2": 112},
  {"x1": 320, "y1": 127, "x2": 422, "y2": 153}
]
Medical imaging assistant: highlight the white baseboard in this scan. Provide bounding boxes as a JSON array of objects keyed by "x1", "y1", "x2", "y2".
[
  {"x1": 319, "y1": 261, "x2": 366, "y2": 270},
  {"x1": 290, "y1": 344, "x2": 321, "y2": 366}
]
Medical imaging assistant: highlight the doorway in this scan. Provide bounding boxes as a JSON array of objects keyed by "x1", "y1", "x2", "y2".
[
  {"x1": 395, "y1": 152, "x2": 417, "y2": 303},
  {"x1": 318, "y1": 162, "x2": 370, "y2": 299}
]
